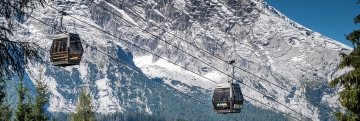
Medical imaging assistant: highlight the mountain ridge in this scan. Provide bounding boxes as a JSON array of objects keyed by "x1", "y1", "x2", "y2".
[{"x1": 4, "y1": 0, "x2": 352, "y2": 120}]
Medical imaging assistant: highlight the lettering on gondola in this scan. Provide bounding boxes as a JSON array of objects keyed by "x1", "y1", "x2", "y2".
[
  {"x1": 212, "y1": 83, "x2": 244, "y2": 114},
  {"x1": 216, "y1": 103, "x2": 228, "y2": 107}
]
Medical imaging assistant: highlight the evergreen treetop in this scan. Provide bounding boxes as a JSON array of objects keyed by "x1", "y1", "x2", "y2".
[
  {"x1": 33, "y1": 69, "x2": 50, "y2": 121},
  {"x1": 71, "y1": 88, "x2": 96, "y2": 121},
  {"x1": 0, "y1": 0, "x2": 46, "y2": 119},
  {"x1": 15, "y1": 79, "x2": 29, "y2": 121},
  {"x1": 330, "y1": 1, "x2": 360, "y2": 120}
]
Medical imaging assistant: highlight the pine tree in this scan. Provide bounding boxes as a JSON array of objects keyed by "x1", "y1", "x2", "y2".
[
  {"x1": 71, "y1": 88, "x2": 96, "y2": 121},
  {"x1": 15, "y1": 79, "x2": 30, "y2": 121},
  {"x1": 0, "y1": 0, "x2": 46, "y2": 119},
  {"x1": 0, "y1": 0, "x2": 45, "y2": 120},
  {"x1": 24, "y1": 91, "x2": 34, "y2": 121},
  {"x1": 0, "y1": 0, "x2": 46, "y2": 120},
  {"x1": 0, "y1": 73, "x2": 11, "y2": 121},
  {"x1": 32, "y1": 69, "x2": 50, "y2": 121},
  {"x1": 330, "y1": 1, "x2": 360, "y2": 120},
  {"x1": 0, "y1": 99, "x2": 12, "y2": 121}
]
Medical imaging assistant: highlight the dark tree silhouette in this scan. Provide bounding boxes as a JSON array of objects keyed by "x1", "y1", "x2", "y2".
[
  {"x1": 0, "y1": 0, "x2": 46, "y2": 119},
  {"x1": 330, "y1": 1, "x2": 360, "y2": 120}
]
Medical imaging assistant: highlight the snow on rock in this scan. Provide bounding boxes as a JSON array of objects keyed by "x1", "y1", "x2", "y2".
[
  {"x1": 134, "y1": 55, "x2": 215, "y2": 89},
  {"x1": 95, "y1": 78, "x2": 125, "y2": 113},
  {"x1": 104, "y1": 1, "x2": 138, "y2": 26},
  {"x1": 11, "y1": 0, "x2": 354, "y2": 120}
]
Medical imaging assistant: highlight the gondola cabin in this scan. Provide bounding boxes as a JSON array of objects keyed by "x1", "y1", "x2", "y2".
[
  {"x1": 212, "y1": 83, "x2": 244, "y2": 114},
  {"x1": 50, "y1": 33, "x2": 83, "y2": 66}
]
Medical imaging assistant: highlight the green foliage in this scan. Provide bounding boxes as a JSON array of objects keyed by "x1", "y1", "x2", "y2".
[
  {"x1": 0, "y1": 0, "x2": 47, "y2": 121},
  {"x1": 0, "y1": 0, "x2": 45, "y2": 119},
  {"x1": 0, "y1": 75, "x2": 5, "y2": 103},
  {"x1": 25, "y1": 92, "x2": 34, "y2": 121},
  {"x1": 0, "y1": 99, "x2": 12, "y2": 121},
  {"x1": 96, "y1": 112, "x2": 168, "y2": 121},
  {"x1": 32, "y1": 69, "x2": 50, "y2": 121},
  {"x1": 14, "y1": 79, "x2": 32, "y2": 121},
  {"x1": 71, "y1": 88, "x2": 96, "y2": 121},
  {"x1": 12, "y1": 69, "x2": 50, "y2": 121},
  {"x1": 330, "y1": 2, "x2": 360, "y2": 120},
  {"x1": 0, "y1": 72, "x2": 11, "y2": 121}
]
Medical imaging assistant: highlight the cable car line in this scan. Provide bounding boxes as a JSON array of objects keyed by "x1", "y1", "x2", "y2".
[
  {"x1": 88, "y1": 1, "x2": 325, "y2": 118},
  {"x1": 244, "y1": 95, "x2": 302, "y2": 121},
  {"x1": 42, "y1": 3, "x2": 312, "y2": 120},
  {"x1": 210, "y1": 62, "x2": 246, "y2": 114},
  {"x1": 18, "y1": 10, "x2": 239, "y2": 121},
  {"x1": 35, "y1": 42, "x2": 240, "y2": 121},
  {"x1": 24, "y1": 3, "x2": 309, "y2": 120},
  {"x1": 87, "y1": 1, "x2": 240, "y2": 82},
  {"x1": 27, "y1": 10, "x2": 303, "y2": 121},
  {"x1": 43, "y1": 3, "x2": 221, "y2": 83},
  {"x1": 90, "y1": 0, "x2": 334, "y2": 113}
]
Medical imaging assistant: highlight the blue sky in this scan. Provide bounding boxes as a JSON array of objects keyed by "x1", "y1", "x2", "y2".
[{"x1": 264, "y1": 0, "x2": 360, "y2": 47}]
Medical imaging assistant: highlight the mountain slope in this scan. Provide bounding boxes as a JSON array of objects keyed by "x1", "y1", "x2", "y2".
[{"x1": 5, "y1": 0, "x2": 352, "y2": 120}]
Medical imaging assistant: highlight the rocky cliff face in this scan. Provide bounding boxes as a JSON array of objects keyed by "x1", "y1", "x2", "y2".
[{"x1": 7, "y1": 0, "x2": 351, "y2": 120}]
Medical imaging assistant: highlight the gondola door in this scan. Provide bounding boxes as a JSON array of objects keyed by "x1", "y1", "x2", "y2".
[
  {"x1": 232, "y1": 86, "x2": 244, "y2": 111},
  {"x1": 68, "y1": 33, "x2": 83, "y2": 63}
]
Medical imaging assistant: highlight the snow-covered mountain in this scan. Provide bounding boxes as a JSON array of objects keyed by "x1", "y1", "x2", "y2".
[{"x1": 7, "y1": 0, "x2": 352, "y2": 120}]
